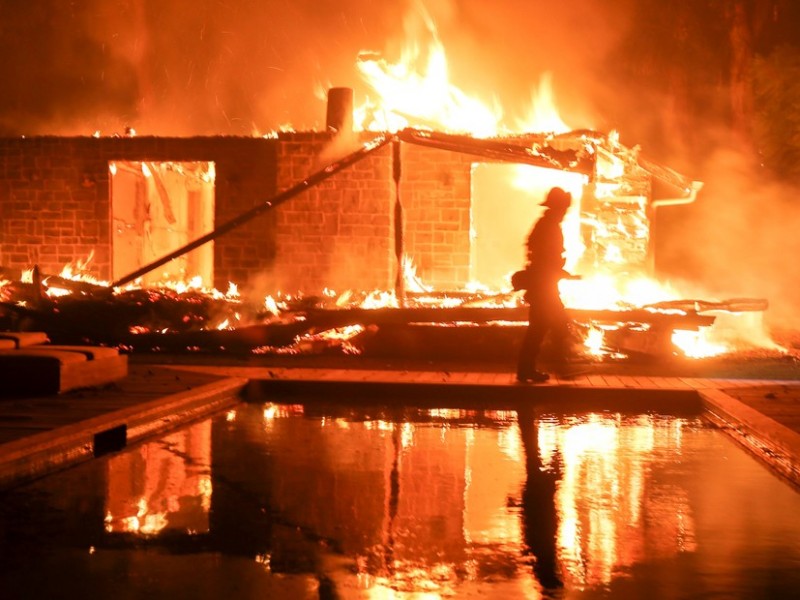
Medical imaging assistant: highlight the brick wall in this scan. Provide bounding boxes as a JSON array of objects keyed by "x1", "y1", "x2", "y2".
[
  {"x1": 0, "y1": 137, "x2": 112, "y2": 276},
  {"x1": 270, "y1": 133, "x2": 395, "y2": 294},
  {"x1": 267, "y1": 135, "x2": 475, "y2": 294},
  {"x1": 0, "y1": 134, "x2": 475, "y2": 295},
  {"x1": 400, "y1": 143, "x2": 473, "y2": 289},
  {"x1": 0, "y1": 136, "x2": 279, "y2": 290}
]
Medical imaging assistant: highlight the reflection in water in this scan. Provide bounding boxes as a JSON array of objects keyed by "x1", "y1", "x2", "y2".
[
  {"x1": 544, "y1": 412, "x2": 697, "y2": 590},
  {"x1": 250, "y1": 405, "x2": 703, "y2": 596},
  {"x1": 95, "y1": 406, "x2": 706, "y2": 594},
  {"x1": 104, "y1": 419, "x2": 212, "y2": 536},
  {"x1": 6, "y1": 402, "x2": 800, "y2": 599},
  {"x1": 518, "y1": 405, "x2": 562, "y2": 591}
]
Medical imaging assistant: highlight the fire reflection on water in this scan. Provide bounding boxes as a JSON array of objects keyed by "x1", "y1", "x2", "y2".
[
  {"x1": 542, "y1": 413, "x2": 697, "y2": 588},
  {"x1": 101, "y1": 404, "x2": 700, "y2": 594},
  {"x1": 293, "y1": 408, "x2": 699, "y2": 594},
  {"x1": 104, "y1": 420, "x2": 212, "y2": 536}
]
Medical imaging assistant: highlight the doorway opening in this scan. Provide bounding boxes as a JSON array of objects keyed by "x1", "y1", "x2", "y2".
[
  {"x1": 470, "y1": 163, "x2": 585, "y2": 289},
  {"x1": 110, "y1": 161, "x2": 215, "y2": 287}
]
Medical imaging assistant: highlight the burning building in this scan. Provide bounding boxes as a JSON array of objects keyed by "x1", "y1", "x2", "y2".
[
  {"x1": 0, "y1": 10, "x2": 777, "y2": 361},
  {"x1": 0, "y1": 101, "x2": 769, "y2": 361},
  {"x1": 0, "y1": 117, "x2": 697, "y2": 290}
]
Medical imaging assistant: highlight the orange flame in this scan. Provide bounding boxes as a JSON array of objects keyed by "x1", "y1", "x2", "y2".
[{"x1": 356, "y1": 9, "x2": 500, "y2": 136}]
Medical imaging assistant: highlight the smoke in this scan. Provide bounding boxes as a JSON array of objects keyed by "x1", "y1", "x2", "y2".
[
  {"x1": 0, "y1": 0, "x2": 626, "y2": 136},
  {"x1": 0, "y1": 0, "x2": 407, "y2": 135},
  {"x1": 656, "y1": 141, "x2": 800, "y2": 331}
]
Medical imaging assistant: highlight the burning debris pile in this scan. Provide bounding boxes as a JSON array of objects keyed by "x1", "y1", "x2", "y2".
[
  {"x1": 0, "y1": 265, "x2": 249, "y2": 346},
  {"x1": 0, "y1": 251, "x2": 772, "y2": 363}
]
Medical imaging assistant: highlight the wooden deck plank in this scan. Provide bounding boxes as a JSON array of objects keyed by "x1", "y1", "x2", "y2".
[
  {"x1": 476, "y1": 372, "x2": 496, "y2": 385},
  {"x1": 646, "y1": 377, "x2": 679, "y2": 390},
  {"x1": 361, "y1": 370, "x2": 380, "y2": 382},
  {"x1": 678, "y1": 378, "x2": 710, "y2": 390},
  {"x1": 313, "y1": 369, "x2": 342, "y2": 381},
  {"x1": 630, "y1": 376, "x2": 657, "y2": 389},
  {"x1": 717, "y1": 379, "x2": 752, "y2": 389},
  {"x1": 599, "y1": 374, "x2": 626, "y2": 388},
  {"x1": 615, "y1": 376, "x2": 641, "y2": 388},
  {"x1": 416, "y1": 371, "x2": 436, "y2": 383},
  {"x1": 586, "y1": 374, "x2": 607, "y2": 387},
  {"x1": 497, "y1": 373, "x2": 514, "y2": 385},
  {"x1": 444, "y1": 371, "x2": 469, "y2": 383},
  {"x1": 464, "y1": 372, "x2": 481, "y2": 384},
  {"x1": 693, "y1": 378, "x2": 722, "y2": 390}
]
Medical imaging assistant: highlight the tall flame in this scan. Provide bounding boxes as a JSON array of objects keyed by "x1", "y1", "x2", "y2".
[
  {"x1": 356, "y1": 9, "x2": 501, "y2": 136},
  {"x1": 518, "y1": 72, "x2": 571, "y2": 134}
]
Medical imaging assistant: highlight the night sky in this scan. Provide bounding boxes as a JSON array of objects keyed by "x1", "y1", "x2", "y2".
[
  {"x1": 1, "y1": 1, "x2": 797, "y2": 158},
  {"x1": 0, "y1": 1, "x2": 656, "y2": 139}
]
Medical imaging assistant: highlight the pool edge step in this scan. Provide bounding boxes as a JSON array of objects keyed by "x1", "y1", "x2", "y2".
[
  {"x1": 701, "y1": 388, "x2": 800, "y2": 489},
  {"x1": 0, "y1": 376, "x2": 248, "y2": 490}
]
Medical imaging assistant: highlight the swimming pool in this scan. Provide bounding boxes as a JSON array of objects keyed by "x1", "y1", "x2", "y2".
[{"x1": 1, "y1": 399, "x2": 799, "y2": 599}]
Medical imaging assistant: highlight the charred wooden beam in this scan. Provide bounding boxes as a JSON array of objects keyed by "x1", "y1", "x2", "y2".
[
  {"x1": 41, "y1": 274, "x2": 111, "y2": 296},
  {"x1": 2, "y1": 266, "x2": 122, "y2": 298},
  {"x1": 405, "y1": 290, "x2": 519, "y2": 305},
  {"x1": 300, "y1": 306, "x2": 716, "y2": 330},
  {"x1": 397, "y1": 127, "x2": 595, "y2": 176},
  {"x1": 393, "y1": 139, "x2": 405, "y2": 304},
  {"x1": 642, "y1": 298, "x2": 769, "y2": 313}
]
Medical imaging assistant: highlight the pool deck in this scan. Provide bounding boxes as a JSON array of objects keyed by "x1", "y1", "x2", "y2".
[{"x1": 1, "y1": 361, "x2": 800, "y2": 490}]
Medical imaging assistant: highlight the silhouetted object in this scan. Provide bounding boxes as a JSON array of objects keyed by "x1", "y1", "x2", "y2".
[
  {"x1": 326, "y1": 87, "x2": 354, "y2": 133},
  {"x1": 518, "y1": 405, "x2": 563, "y2": 590},
  {"x1": 516, "y1": 187, "x2": 576, "y2": 383}
]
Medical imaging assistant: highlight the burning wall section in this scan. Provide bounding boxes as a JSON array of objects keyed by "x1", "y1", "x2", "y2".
[
  {"x1": 271, "y1": 134, "x2": 394, "y2": 292},
  {"x1": 0, "y1": 134, "x2": 478, "y2": 295},
  {"x1": 396, "y1": 142, "x2": 473, "y2": 288},
  {"x1": 246, "y1": 134, "x2": 476, "y2": 292},
  {"x1": 0, "y1": 136, "x2": 278, "y2": 288},
  {"x1": 0, "y1": 132, "x2": 773, "y2": 359}
]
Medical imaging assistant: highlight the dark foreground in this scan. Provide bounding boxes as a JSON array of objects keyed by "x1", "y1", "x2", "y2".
[{"x1": 2, "y1": 404, "x2": 799, "y2": 599}]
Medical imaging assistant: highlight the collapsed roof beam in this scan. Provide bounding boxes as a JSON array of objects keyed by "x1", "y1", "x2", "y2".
[{"x1": 397, "y1": 127, "x2": 596, "y2": 176}]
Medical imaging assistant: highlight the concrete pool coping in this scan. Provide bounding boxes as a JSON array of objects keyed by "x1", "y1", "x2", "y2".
[
  {"x1": 700, "y1": 387, "x2": 800, "y2": 489},
  {"x1": 0, "y1": 364, "x2": 247, "y2": 489},
  {"x1": 0, "y1": 363, "x2": 799, "y2": 491}
]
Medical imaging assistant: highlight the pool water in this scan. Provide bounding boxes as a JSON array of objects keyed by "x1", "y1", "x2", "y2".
[{"x1": 1, "y1": 401, "x2": 799, "y2": 599}]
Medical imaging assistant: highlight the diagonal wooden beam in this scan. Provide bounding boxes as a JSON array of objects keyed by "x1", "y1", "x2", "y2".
[{"x1": 110, "y1": 134, "x2": 394, "y2": 289}]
